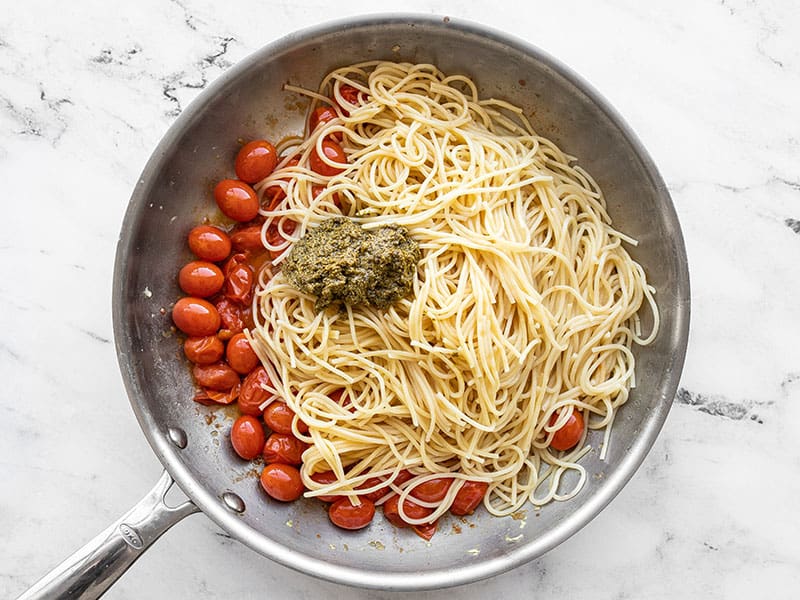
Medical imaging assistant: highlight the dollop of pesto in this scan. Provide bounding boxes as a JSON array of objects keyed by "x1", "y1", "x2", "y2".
[{"x1": 282, "y1": 217, "x2": 420, "y2": 311}]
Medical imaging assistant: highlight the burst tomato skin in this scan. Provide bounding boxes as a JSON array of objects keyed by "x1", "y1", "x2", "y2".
[
  {"x1": 192, "y1": 362, "x2": 239, "y2": 391},
  {"x1": 382, "y1": 495, "x2": 433, "y2": 528},
  {"x1": 239, "y1": 366, "x2": 271, "y2": 416},
  {"x1": 223, "y1": 253, "x2": 254, "y2": 304},
  {"x1": 449, "y1": 481, "x2": 488, "y2": 516},
  {"x1": 409, "y1": 477, "x2": 452, "y2": 503},
  {"x1": 183, "y1": 335, "x2": 224, "y2": 365},
  {"x1": 230, "y1": 225, "x2": 264, "y2": 252},
  {"x1": 262, "y1": 433, "x2": 307, "y2": 466}
]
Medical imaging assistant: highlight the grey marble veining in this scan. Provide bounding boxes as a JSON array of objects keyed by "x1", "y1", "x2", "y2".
[{"x1": 2, "y1": 0, "x2": 799, "y2": 598}]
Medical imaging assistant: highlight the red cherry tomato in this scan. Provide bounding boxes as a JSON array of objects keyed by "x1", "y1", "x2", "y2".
[
  {"x1": 263, "y1": 401, "x2": 308, "y2": 435},
  {"x1": 549, "y1": 409, "x2": 585, "y2": 451},
  {"x1": 310, "y1": 471, "x2": 341, "y2": 502},
  {"x1": 172, "y1": 297, "x2": 221, "y2": 336},
  {"x1": 193, "y1": 384, "x2": 239, "y2": 406},
  {"x1": 183, "y1": 335, "x2": 224, "y2": 365},
  {"x1": 412, "y1": 520, "x2": 438, "y2": 541},
  {"x1": 308, "y1": 105, "x2": 343, "y2": 141},
  {"x1": 215, "y1": 297, "x2": 248, "y2": 334},
  {"x1": 393, "y1": 469, "x2": 413, "y2": 486},
  {"x1": 382, "y1": 495, "x2": 433, "y2": 528},
  {"x1": 235, "y1": 140, "x2": 278, "y2": 184},
  {"x1": 230, "y1": 415, "x2": 266, "y2": 460},
  {"x1": 262, "y1": 433, "x2": 307, "y2": 465},
  {"x1": 230, "y1": 225, "x2": 264, "y2": 252},
  {"x1": 260, "y1": 463, "x2": 304, "y2": 502},
  {"x1": 357, "y1": 477, "x2": 388, "y2": 503},
  {"x1": 192, "y1": 362, "x2": 239, "y2": 391},
  {"x1": 309, "y1": 139, "x2": 347, "y2": 177},
  {"x1": 328, "y1": 497, "x2": 375, "y2": 530},
  {"x1": 178, "y1": 261, "x2": 224, "y2": 298},
  {"x1": 214, "y1": 179, "x2": 259, "y2": 222},
  {"x1": 239, "y1": 366, "x2": 271, "y2": 416},
  {"x1": 225, "y1": 333, "x2": 259, "y2": 374},
  {"x1": 409, "y1": 477, "x2": 452, "y2": 503},
  {"x1": 449, "y1": 481, "x2": 488, "y2": 516},
  {"x1": 223, "y1": 253, "x2": 254, "y2": 304},
  {"x1": 311, "y1": 185, "x2": 341, "y2": 209},
  {"x1": 265, "y1": 220, "x2": 297, "y2": 257},
  {"x1": 264, "y1": 157, "x2": 300, "y2": 207},
  {"x1": 335, "y1": 84, "x2": 366, "y2": 116},
  {"x1": 187, "y1": 225, "x2": 231, "y2": 262}
]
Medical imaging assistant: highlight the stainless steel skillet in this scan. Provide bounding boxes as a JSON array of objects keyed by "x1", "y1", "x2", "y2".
[{"x1": 18, "y1": 14, "x2": 690, "y2": 598}]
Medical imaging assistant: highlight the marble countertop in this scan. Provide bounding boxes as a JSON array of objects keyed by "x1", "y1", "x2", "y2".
[{"x1": 2, "y1": 1, "x2": 798, "y2": 598}]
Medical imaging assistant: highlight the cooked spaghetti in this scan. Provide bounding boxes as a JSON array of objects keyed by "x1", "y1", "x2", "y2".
[{"x1": 247, "y1": 61, "x2": 658, "y2": 522}]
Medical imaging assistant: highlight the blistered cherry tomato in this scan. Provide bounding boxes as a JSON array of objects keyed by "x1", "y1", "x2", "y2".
[
  {"x1": 382, "y1": 495, "x2": 433, "y2": 528},
  {"x1": 225, "y1": 333, "x2": 259, "y2": 374},
  {"x1": 393, "y1": 470, "x2": 413, "y2": 486},
  {"x1": 235, "y1": 140, "x2": 278, "y2": 184},
  {"x1": 309, "y1": 139, "x2": 347, "y2": 177},
  {"x1": 265, "y1": 220, "x2": 297, "y2": 256},
  {"x1": 183, "y1": 335, "x2": 224, "y2": 365},
  {"x1": 230, "y1": 415, "x2": 266, "y2": 460},
  {"x1": 192, "y1": 361, "x2": 239, "y2": 391},
  {"x1": 264, "y1": 157, "x2": 300, "y2": 207},
  {"x1": 328, "y1": 497, "x2": 375, "y2": 530},
  {"x1": 308, "y1": 105, "x2": 343, "y2": 141},
  {"x1": 335, "y1": 84, "x2": 365, "y2": 116},
  {"x1": 239, "y1": 366, "x2": 271, "y2": 416},
  {"x1": 214, "y1": 179, "x2": 259, "y2": 222},
  {"x1": 187, "y1": 225, "x2": 231, "y2": 262},
  {"x1": 178, "y1": 261, "x2": 224, "y2": 297},
  {"x1": 193, "y1": 385, "x2": 238, "y2": 406},
  {"x1": 262, "y1": 433, "x2": 307, "y2": 465},
  {"x1": 215, "y1": 298, "x2": 248, "y2": 334},
  {"x1": 263, "y1": 401, "x2": 308, "y2": 435},
  {"x1": 357, "y1": 478, "x2": 388, "y2": 503},
  {"x1": 310, "y1": 471, "x2": 341, "y2": 502},
  {"x1": 311, "y1": 185, "x2": 341, "y2": 209},
  {"x1": 224, "y1": 253, "x2": 254, "y2": 304},
  {"x1": 230, "y1": 225, "x2": 264, "y2": 252},
  {"x1": 549, "y1": 409, "x2": 585, "y2": 451},
  {"x1": 172, "y1": 297, "x2": 221, "y2": 336},
  {"x1": 260, "y1": 463, "x2": 304, "y2": 502},
  {"x1": 409, "y1": 477, "x2": 452, "y2": 503},
  {"x1": 449, "y1": 481, "x2": 488, "y2": 516},
  {"x1": 412, "y1": 520, "x2": 438, "y2": 541}
]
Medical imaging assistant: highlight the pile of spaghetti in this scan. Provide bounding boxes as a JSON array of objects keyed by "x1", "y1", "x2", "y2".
[{"x1": 247, "y1": 61, "x2": 658, "y2": 526}]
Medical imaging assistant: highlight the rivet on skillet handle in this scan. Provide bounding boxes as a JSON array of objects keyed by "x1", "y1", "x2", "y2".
[{"x1": 16, "y1": 470, "x2": 199, "y2": 600}]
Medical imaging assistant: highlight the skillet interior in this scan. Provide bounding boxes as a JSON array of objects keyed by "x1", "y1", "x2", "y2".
[{"x1": 113, "y1": 14, "x2": 689, "y2": 590}]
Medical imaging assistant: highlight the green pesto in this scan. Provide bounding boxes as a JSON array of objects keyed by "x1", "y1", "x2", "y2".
[{"x1": 283, "y1": 217, "x2": 420, "y2": 311}]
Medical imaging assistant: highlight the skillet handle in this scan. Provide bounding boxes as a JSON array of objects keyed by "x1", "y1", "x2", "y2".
[{"x1": 17, "y1": 469, "x2": 199, "y2": 600}]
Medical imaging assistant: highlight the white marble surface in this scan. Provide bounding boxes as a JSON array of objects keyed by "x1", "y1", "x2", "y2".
[{"x1": 2, "y1": 0, "x2": 799, "y2": 598}]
